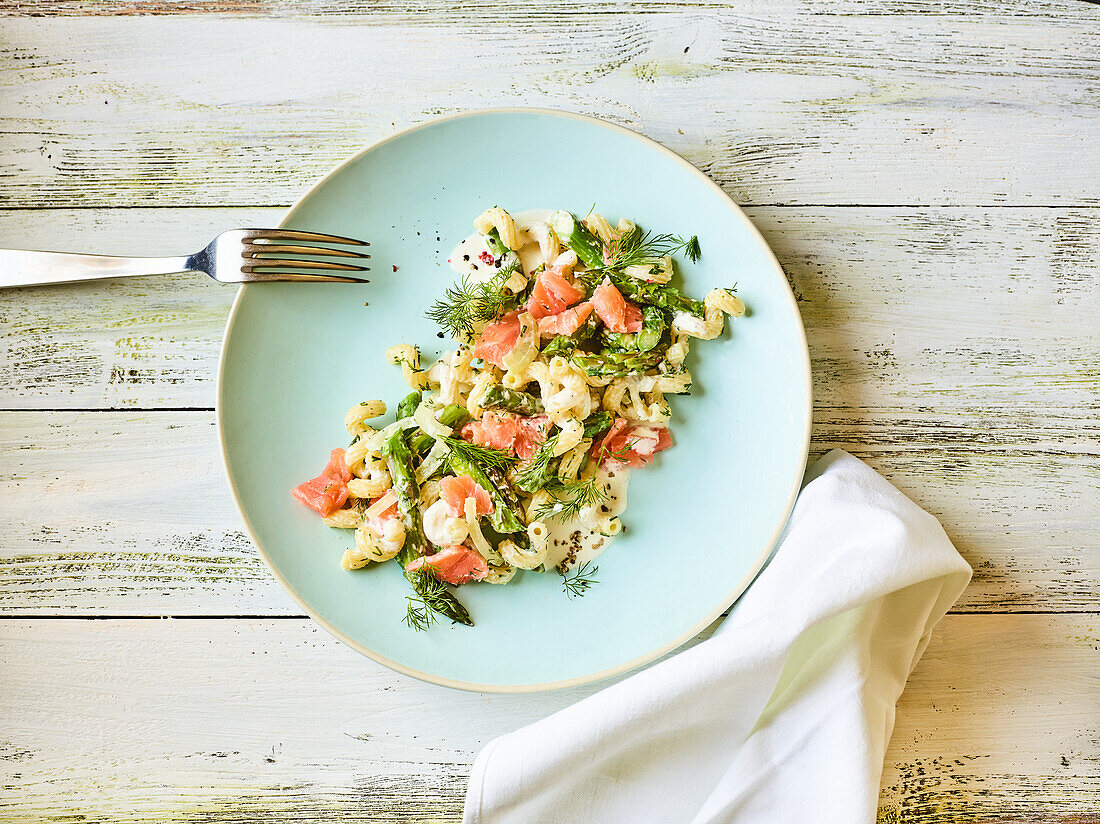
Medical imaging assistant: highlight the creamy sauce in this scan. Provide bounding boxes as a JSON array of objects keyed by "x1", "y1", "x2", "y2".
[
  {"x1": 545, "y1": 467, "x2": 630, "y2": 571},
  {"x1": 448, "y1": 208, "x2": 556, "y2": 283}
]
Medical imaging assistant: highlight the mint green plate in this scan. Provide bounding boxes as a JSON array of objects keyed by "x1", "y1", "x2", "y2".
[{"x1": 218, "y1": 110, "x2": 810, "y2": 692}]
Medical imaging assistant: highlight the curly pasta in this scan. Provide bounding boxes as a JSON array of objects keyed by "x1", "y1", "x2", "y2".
[
  {"x1": 526, "y1": 221, "x2": 561, "y2": 266},
  {"x1": 624, "y1": 255, "x2": 673, "y2": 284},
  {"x1": 323, "y1": 508, "x2": 364, "y2": 529},
  {"x1": 474, "y1": 207, "x2": 522, "y2": 252},
  {"x1": 673, "y1": 289, "x2": 746, "y2": 341},
  {"x1": 551, "y1": 416, "x2": 584, "y2": 457},
  {"x1": 498, "y1": 529, "x2": 548, "y2": 570},
  {"x1": 583, "y1": 212, "x2": 615, "y2": 246},
  {"x1": 598, "y1": 517, "x2": 622, "y2": 537},
  {"x1": 386, "y1": 343, "x2": 430, "y2": 390},
  {"x1": 556, "y1": 438, "x2": 591, "y2": 481},
  {"x1": 342, "y1": 518, "x2": 404, "y2": 568},
  {"x1": 345, "y1": 400, "x2": 386, "y2": 435},
  {"x1": 545, "y1": 357, "x2": 593, "y2": 421},
  {"x1": 344, "y1": 438, "x2": 391, "y2": 493},
  {"x1": 465, "y1": 370, "x2": 497, "y2": 419}
]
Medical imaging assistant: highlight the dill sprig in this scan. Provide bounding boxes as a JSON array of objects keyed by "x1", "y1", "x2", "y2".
[
  {"x1": 443, "y1": 436, "x2": 518, "y2": 473},
  {"x1": 426, "y1": 271, "x2": 513, "y2": 339},
  {"x1": 534, "y1": 473, "x2": 607, "y2": 522},
  {"x1": 531, "y1": 434, "x2": 639, "y2": 521},
  {"x1": 561, "y1": 560, "x2": 599, "y2": 599},
  {"x1": 599, "y1": 227, "x2": 702, "y2": 270},
  {"x1": 513, "y1": 434, "x2": 559, "y2": 492},
  {"x1": 402, "y1": 569, "x2": 451, "y2": 631}
]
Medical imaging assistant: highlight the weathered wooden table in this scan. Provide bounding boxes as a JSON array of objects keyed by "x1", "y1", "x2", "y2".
[{"x1": 2, "y1": 2, "x2": 1097, "y2": 821}]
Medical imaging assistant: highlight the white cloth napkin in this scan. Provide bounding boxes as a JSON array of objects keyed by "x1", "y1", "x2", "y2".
[{"x1": 464, "y1": 449, "x2": 972, "y2": 824}]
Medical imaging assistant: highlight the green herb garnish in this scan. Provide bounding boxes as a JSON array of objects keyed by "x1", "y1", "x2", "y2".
[
  {"x1": 443, "y1": 436, "x2": 519, "y2": 473},
  {"x1": 600, "y1": 226, "x2": 701, "y2": 270},
  {"x1": 561, "y1": 561, "x2": 599, "y2": 599},
  {"x1": 426, "y1": 272, "x2": 514, "y2": 338},
  {"x1": 534, "y1": 474, "x2": 607, "y2": 522},
  {"x1": 513, "y1": 434, "x2": 559, "y2": 493},
  {"x1": 402, "y1": 568, "x2": 452, "y2": 631}
]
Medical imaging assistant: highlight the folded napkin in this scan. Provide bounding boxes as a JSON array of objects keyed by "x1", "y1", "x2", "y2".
[{"x1": 464, "y1": 449, "x2": 972, "y2": 824}]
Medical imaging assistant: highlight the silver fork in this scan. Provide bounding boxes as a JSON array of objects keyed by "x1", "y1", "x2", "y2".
[{"x1": 0, "y1": 228, "x2": 371, "y2": 288}]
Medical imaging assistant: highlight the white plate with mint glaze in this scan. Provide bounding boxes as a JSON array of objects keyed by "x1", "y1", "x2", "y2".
[{"x1": 218, "y1": 109, "x2": 811, "y2": 692}]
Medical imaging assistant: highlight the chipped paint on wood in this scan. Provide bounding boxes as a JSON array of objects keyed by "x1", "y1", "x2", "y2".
[
  {"x1": 0, "y1": 616, "x2": 1094, "y2": 821},
  {"x1": 0, "y1": 0, "x2": 1090, "y2": 17},
  {"x1": 879, "y1": 614, "x2": 1100, "y2": 822},
  {"x1": 1, "y1": 206, "x2": 1096, "y2": 411},
  {"x1": 0, "y1": 410, "x2": 1096, "y2": 613},
  {"x1": 0, "y1": 2, "x2": 1096, "y2": 821},
  {"x1": 0, "y1": 12, "x2": 1097, "y2": 207}
]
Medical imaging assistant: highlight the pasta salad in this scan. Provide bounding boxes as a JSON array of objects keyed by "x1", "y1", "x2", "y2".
[{"x1": 292, "y1": 207, "x2": 744, "y2": 629}]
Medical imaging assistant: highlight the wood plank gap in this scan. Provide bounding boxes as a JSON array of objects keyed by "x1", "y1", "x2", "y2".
[
  {"x1": 3, "y1": 609, "x2": 1098, "y2": 621},
  {"x1": 2, "y1": 203, "x2": 1098, "y2": 212}
]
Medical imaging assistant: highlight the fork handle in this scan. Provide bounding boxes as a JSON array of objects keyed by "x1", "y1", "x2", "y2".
[{"x1": 0, "y1": 249, "x2": 195, "y2": 288}]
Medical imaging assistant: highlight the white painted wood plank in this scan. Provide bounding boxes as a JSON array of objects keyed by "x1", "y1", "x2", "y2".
[
  {"x1": 0, "y1": 12, "x2": 1096, "y2": 208},
  {"x1": 0, "y1": 0, "x2": 1088, "y2": 17},
  {"x1": 0, "y1": 410, "x2": 1095, "y2": 614},
  {"x1": 0, "y1": 615, "x2": 1094, "y2": 821},
  {"x1": 0, "y1": 208, "x2": 275, "y2": 410},
  {"x1": 2, "y1": 206, "x2": 1096, "y2": 413},
  {"x1": 0, "y1": 413, "x2": 294, "y2": 615}
]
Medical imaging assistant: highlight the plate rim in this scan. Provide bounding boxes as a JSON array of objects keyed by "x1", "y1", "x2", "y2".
[{"x1": 216, "y1": 107, "x2": 812, "y2": 693}]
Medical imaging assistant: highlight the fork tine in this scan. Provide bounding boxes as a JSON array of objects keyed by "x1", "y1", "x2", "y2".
[
  {"x1": 244, "y1": 243, "x2": 371, "y2": 259},
  {"x1": 239, "y1": 271, "x2": 367, "y2": 283},
  {"x1": 245, "y1": 258, "x2": 370, "y2": 273},
  {"x1": 248, "y1": 229, "x2": 370, "y2": 246}
]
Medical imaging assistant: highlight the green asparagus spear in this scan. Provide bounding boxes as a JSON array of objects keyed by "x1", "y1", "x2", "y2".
[
  {"x1": 602, "y1": 306, "x2": 668, "y2": 353},
  {"x1": 572, "y1": 351, "x2": 662, "y2": 379},
  {"x1": 582, "y1": 411, "x2": 613, "y2": 439},
  {"x1": 447, "y1": 449, "x2": 526, "y2": 533},
  {"x1": 397, "y1": 390, "x2": 422, "y2": 419},
  {"x1": 584, "y1": 271, "x2": 704, "y2": 317},
  {"x1": 386, "y1": 429, "x2": 473, "y2": 627},
  {"x1": 541, "y1": 335, "x2": 578, "y2": 358},
  {"x1": 575, "y1": 313, "x2": 601, "y2": 343},
  {"x1": 550, "y1": 211, "x2": 606, "y2": 270},
  {"x1": 628, "y1": 279, "x2": 705, "y2": 317},
  {"x1": 481, "y1": 384, "x2": 544, "y2": 416},
  {"x1": 635, "y1": 306, "x2": 667, "y2": 351},
  {"x1": 482, "y1": 523, "x2": 531, "y2": 552}
]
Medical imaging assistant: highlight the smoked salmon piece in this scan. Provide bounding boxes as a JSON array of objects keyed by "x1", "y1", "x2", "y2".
[
  {"x1": 591, "y1": 278, "x2": 643, "y2": 333},
  {"x1": 512, "y1": 414, "x2": 552, "y2": 462},
  {"x1": 440, "y1": 474, "x2": 494, "y2": 518},
  {"x1": 406, "y1": 544, "x2": 489, "y2": 585},
  {"x1": 526, "y1": 267, "x2": 585, "y2": 320},
  {"x1": 462, "y1": 411, "x2": 551, "y2": 462},
  {"x1": 292, "y1": 448, "x2": 353, "y2": 517},
  {"x1": 461, "y1": 411, "x2": 516, "y2": 452},
  {"x1": 592, "y1": 418, "x2": 673, "y2": 469},
  {"x1": 538, "y1": 301, "x2": 594, "y2": 337},
  {"x1": 473, "y1": 311, "x2": 521, "y2": 368}
]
